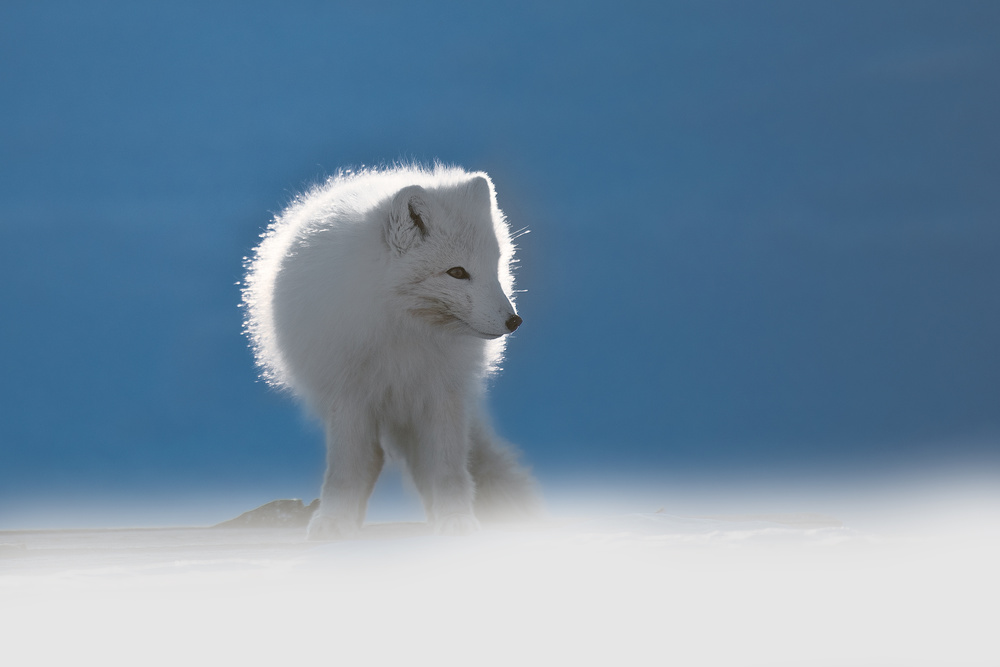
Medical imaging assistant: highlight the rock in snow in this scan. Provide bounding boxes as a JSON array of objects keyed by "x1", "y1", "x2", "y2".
[{"x1": 212, "y1": 498, "x2": 319, "y2": 529}]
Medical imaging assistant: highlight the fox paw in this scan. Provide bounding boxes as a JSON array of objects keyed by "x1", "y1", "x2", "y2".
[
  {"x1": 434, "y1": 513, "x2": 481, "y2": 536},
  {"x1": 307, "y1": 513, "x2": 360, "y2": 541}
]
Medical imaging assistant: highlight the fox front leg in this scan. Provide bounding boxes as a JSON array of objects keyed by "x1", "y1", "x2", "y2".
[
  {"x1": 308, "y1": 412, "x2": 384, "y2": 540},
  {"x1": 406, "y1": 401, "x2": 480, "y2": 535}
]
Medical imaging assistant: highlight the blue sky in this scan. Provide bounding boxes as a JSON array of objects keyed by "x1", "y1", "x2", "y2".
[{"x1": 2, "y1": 1, "x2": 999, "y2": 525}]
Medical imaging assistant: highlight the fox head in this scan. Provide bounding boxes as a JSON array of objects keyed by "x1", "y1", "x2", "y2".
[{"x1": 384, "y1": 175, "x2": 521, "y2": 340}]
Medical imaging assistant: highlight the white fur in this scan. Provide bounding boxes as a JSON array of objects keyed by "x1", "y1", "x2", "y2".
[{"x1": 243, "y1": 164, "x2": 539, "y2": 538}]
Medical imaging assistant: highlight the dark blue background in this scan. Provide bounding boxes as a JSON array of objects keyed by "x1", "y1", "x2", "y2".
[{"x1": 2, "y1": 1, "x2": 999, "y2": 526}]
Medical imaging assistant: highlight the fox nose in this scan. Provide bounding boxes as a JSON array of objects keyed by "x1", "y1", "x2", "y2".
[{"x1": 505, "y1": 314, "x2": 522, "y2": 332}]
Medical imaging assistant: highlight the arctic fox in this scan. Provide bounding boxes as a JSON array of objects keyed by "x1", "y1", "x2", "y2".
[{"x1": 243, "y1": 164, "x2": 539, "y2": 538}]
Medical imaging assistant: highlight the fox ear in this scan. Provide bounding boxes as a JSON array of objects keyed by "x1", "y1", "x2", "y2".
[
  {"x1": 386, "y1": 185, "x2": 430, "y2": 255},
  {"x1": 468, "y1": 176, "x2": 491, "y2": 209}
]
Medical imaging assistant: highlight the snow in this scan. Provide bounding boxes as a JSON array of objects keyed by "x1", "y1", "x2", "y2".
[{"x1": 2, "y1": 486, "x2": 998, "y2": 666}]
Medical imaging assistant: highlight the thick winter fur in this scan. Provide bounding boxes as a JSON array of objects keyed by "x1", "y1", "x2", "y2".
[{"x1": 243, "y1": 164, "x2": 539, "y2": 538}]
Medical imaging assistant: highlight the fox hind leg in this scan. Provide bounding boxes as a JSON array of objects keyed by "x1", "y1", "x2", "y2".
[{"x1": 468, "y1": 417, "x2": 542, "y2": 523}]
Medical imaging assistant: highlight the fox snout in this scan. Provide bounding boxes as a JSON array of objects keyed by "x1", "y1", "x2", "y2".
[{"x1": 505, "y1": 314, "x2": 522, "y2": 333}]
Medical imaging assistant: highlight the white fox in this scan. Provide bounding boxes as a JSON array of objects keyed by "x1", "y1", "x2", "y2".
[{"x1": 243, "y1": 164, "x2": 539, "y2": 538}]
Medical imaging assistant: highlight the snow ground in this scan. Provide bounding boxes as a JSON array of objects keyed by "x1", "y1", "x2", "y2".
[{"x1": 2, "y1": 484, "x2": 998, "y2": 667}]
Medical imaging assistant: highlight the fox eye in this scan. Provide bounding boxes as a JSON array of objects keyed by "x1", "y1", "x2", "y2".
[{"x1": 446, "y1": 266, "x2": 470, "y2": 280}]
